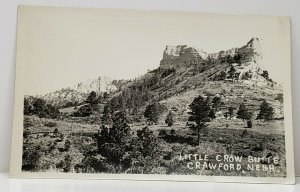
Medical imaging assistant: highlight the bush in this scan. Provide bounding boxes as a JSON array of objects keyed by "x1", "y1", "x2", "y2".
[
  {"x1": 23, "y1": 130, "x2": 30, "y2": 138},
  {"x1": 64, "y1": 139, "x2": 71, "y2": 151},
  {"x1": 44, "y1": 122, "x2": 57, "y2": 127},
  {"x1": 24, "y1": 117, "x2": 34, "y2": 128},
  {"x1": 247, "y1": 120, "x2": 252, "y2": 128},
  {"x1": 73, "y1": 105, "x2": 94, "y2": 117},
  {"x1": 24, "y1": 97, "x2": 60, "y2": 119},
  {"x1": 165, "y1": 111, "x2": 175, "y2": 126},
  {"x1": 53, "y1": 128, "x2": 59, "y2": 134},
  {"x1": 158, "y1": 129, "x2": 167, "y2": 137}
]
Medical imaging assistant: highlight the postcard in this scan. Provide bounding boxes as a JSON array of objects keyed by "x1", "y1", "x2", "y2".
[{"x1": 10, "y1": 5, "x2": 294, "y2": 184}]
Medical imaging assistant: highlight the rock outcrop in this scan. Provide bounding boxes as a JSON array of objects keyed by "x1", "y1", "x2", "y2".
[
  {"x1": 160, "y1": 38, "x2": 262, "y2": 70},
  {"x1": 43, "y1": 76, "x2": 117, "y2": 107},
  {"x1": 160, "y1": 38, "x2": 265, "y2": 82}
]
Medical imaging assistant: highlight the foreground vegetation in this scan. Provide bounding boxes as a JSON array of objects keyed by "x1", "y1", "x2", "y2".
[{"x1": 22, "y1": 113, "x2": 286, "y2": 177}]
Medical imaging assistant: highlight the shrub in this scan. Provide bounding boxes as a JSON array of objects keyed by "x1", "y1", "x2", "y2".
[
  {"x1": 24, "y1": 97, "x2": 60, "y2": 119},
  {"x1": 73, "y1": 105, "x2": 94, "y2": 117},
  {"x1": 170, "y1": 129, "x2": 175, "y2": 136},
  {"x1": 165, "y1": 111, "x2": 175, "y2": 127},
  {"x1": 247, "y1": 120, "x2": 253, "y2": 128},
  {"x1": 44, "y1": 122, "x2": 57, "y2": 127},
  {"x1": 158, "y1": 129, "x2": 167, "y2": 137},
  {"x1": 24, "y1": 117, "x2": 34, "y2": 128},
  {"x1": 53, "y1": 128, "x2": 59, "y2": 134},
  {"x1": 64, "y1": 139, "x2": 71, "y2": 151},
  {"x1": 23, "y1": 130, "x2": 30, "y2": 138}
]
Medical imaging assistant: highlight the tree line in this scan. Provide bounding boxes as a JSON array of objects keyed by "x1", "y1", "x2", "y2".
[{"x1": 24, "y1": 97, "x2": 60, "y2": 119}]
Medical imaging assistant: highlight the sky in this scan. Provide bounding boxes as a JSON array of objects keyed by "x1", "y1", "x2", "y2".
[{"x1": 17, "y1": 6, "x2": 290, "y2": 95}]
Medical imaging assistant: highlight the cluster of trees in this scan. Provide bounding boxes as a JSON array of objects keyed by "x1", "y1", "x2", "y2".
[
  {"x1": 236, "y1": 100, "x2": 274, "y2": 123},
  {"x1": 73, "y1": 91, "x2": 109, "y2": 117},
  {"x1": 213, "y1": 65, "x2": 238, "y2": 82},
  {"x1": 161, "y1": 67, "x2": 176, "y2": 78},
  {"x1": 100, "y1": 89, "x2": 151, "y2": 124},
  {"x1": 219, "y1": 53, "x2": 242, "y2": 64},
  {"x1": 24, "y1": 97, "x2": 60, "y2": 119},
  {"x1": 92, "y1": 111, "x2": 161, "y2": 173},
  {"x1": 187, "y1": 95, "x2": 275, "y2": 145},
  {"x1": 207, "y1": 53, "x2": 242, "y2": 65}
]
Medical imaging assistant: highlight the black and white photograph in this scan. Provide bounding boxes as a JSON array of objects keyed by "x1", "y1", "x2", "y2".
[{"x1": 10, "y1": 6, "x2": 294, "y2": 184}]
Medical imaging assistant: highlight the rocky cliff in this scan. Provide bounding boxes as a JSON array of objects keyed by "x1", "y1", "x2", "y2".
[
  {"x1": 43, "y1": 76, "x2": 117, "y2": 107},
  {"x1": 160, "y1": 38, "x2": 265, "y2": 82}
]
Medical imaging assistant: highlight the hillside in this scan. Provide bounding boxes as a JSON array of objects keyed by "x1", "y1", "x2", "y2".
[
  {"x1": 109, "y1": 38, "x2": 283, "y2": 122},
  {"x1": 38, "y1": 37, "x2": 283, "y2": 122}
]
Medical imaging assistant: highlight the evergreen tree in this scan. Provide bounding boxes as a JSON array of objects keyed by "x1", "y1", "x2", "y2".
[
  {"x1": 212, "y1": 96, "x2": 223, "y2": 111},
  {"x1": 97, "y1": 125, "x2": 109, "y2": 148},
  {"x1": 45, "y1": 104, "x2": 60, "y2": 119},
  {"x1": 256, "y1": 100, "x2": 274, "y2": 121},
  {"x1": 144, "y1": 102, "x2": 161, "y2": 125},
  {"x1": 24, "y1": 98, "x2": 32, "y2": 115},
  {"x1": 233, "y1": 53, "x2": 242, "y2": 63},
  {"x1": 262, "y1": 70, "x2": 269, "y2": 80},
  {"x1": 219, "y1": 71, "x2": 227, "y2": 80},
  {"x1": 227, "y1": 106, "x2": 234, "y2": 119},
  {"x1": 188, "y1": 96, "x2": 215, "y2": 145},
  {"x1": 228, "y1": 65, "x2": 236, "y2": 82},
  {"x1": 102, "y1": 92, "x2": 109, "y2": 102},
  {"x1": 135, "y1": 126, "x2": 160, "y2": 158},
  {"x1": 32, "y1": 98, "x2": 47, "y2": 118},
  {"x1": 275, "y1": 93, "x2": 283, "y2": 104},
  {"x1": 236, "y1": 103, "x2": 252, "y2": 121},
  {"x1": 97, "y1": 111, "x2": 132, "y2": 172},
  {"x1": 165, "y1": 111, "x2": 175, "y2": 127},
  {"x1": 102, "y1": 104, "x2": 113, "y2": 125},
  {"x1": 109, "y1": 111, "x2": 131, "y2": 144},
  {"x1": 86, "y1": 91, "x2": 97, "y2": 105}
]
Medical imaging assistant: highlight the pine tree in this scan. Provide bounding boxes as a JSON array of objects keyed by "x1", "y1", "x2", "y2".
[
  {"x1": 165, "y1": 111, "x2": 175, "y2": 127},
  {"x1": 237, "y1": 103, "x2": 252, "y2": 121},
  {"x1": 24, "y1": 98, "x2": 32, "y2": 115},
  {"x1": 227, "y1": 106, "x2": 234, "y2": 119},
  {"x1": 219, "y1": 71, "x2": 227, "y2": 80},
  {"x1": 109, "y1": 111, "x2": 131, "y2": 144},
  {"x1": 212, "y1": 96, "x2": 222, "y2": 111},
  {"x1": 256, "y1": 100, "x2": 274, "y2": 121},
  {"x1": 136, "y1": 126, "x2": 160, "y2": 158},
  {"x1": 262, "y1": 70, "x2": 269, "y2": 80},
  {"x1": 86, "y1": 91, "x2": 97, "y2": 105},
  {"x1": 228, "y1": 65, "x2": 236, "y2": 82},
  {"x1": 32, "y1": 98, "x2": 47, "y2": 118},
  {"x1": 188, "y1": 96, "x2": 215, "y2": 145},
  {"x1": 102, "y1": 104, "x2": 113, "y2": 125},
  {"x1": 144, "y1": 102, "x2": 161, "y2": 125}
]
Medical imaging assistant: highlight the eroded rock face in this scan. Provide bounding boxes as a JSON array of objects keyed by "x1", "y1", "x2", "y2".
[
  {"x1": 160, "y1": 38, "x2": 262, "y2": 71},
  {"x1": 160, "y1": 45, "x2": 206, "y2": 69},
  {"x1": 75, "y1": 76, "x2": 117, "y2": 95},
  {"x1": 43, "y1": 76, "x2": 117, "y2": 107},
  {"x1": 237, "y1": 38, "x2": 262, "y2": 64}
]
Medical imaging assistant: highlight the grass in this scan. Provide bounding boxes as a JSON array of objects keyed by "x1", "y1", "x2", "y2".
[{"x1": 22, "y1": 115, "x2": 286, "y2": 177}]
